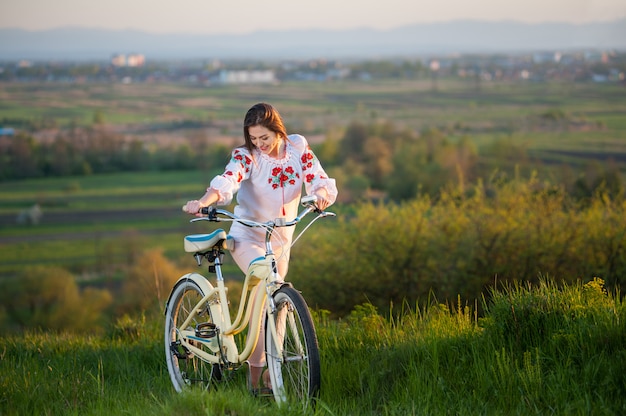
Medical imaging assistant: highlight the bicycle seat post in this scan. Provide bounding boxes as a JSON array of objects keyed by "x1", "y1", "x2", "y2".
[{"x1": 212, "y1": 249, "x2": 225, "y2": 282}]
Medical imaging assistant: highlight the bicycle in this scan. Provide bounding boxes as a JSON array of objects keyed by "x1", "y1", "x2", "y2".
[{"x1": 164, "y1": 195, "x2": 335, "y2": 407}]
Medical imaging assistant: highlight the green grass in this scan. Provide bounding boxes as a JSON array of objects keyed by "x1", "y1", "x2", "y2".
[{"x1": 1, "y1": 278, "x2": 624, "y2": 415}]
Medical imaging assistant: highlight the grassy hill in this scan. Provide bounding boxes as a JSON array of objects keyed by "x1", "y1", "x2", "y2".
[{"x1": 1, "y1": 278, "x2": 624, "y2": 415}]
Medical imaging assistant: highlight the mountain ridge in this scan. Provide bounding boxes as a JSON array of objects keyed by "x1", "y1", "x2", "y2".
[{"x1": 1, "y1": 19, "x2": 624, "y2": 61}]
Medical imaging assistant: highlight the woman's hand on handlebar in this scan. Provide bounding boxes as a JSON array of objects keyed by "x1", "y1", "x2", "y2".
[
  {"x1": 313, "y1": 190, "x2": 331, "y2": 211},
  {"x1": 183, "y1": 200, "x2": 206, "y2": 217},
  {"x1": 183, "y1": 189, "x2": 220, "y2": 217}
]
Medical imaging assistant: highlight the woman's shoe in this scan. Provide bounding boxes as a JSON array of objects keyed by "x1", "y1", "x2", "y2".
[
  {"x1": 251, "y1": 387, "x2": 273, "y2": 397},
  {"x1": 262, "y1": 368, "x2": 272, "y2": 390}
]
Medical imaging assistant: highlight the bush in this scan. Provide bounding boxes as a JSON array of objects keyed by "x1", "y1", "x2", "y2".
[
  {"x1": 0, "y1": 266, "x2": 112, "y2": 333},
  {"x1": 290, "y1": 176, "x2": 626, "y2": 317}
]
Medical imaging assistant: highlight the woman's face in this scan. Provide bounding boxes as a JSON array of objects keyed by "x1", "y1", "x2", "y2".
[{"x1": 248, "y1": 125, "x2": 282, "y2": 157}]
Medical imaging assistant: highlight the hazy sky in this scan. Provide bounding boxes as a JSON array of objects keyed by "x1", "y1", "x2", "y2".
[{"x1": 1, "y1": 0, "x2": 625, "y2": 34}]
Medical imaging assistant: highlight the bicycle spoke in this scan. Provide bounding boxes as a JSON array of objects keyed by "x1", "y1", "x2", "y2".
[{"x1": 164, "y1": 280, "x2": 220, "y2": 392}]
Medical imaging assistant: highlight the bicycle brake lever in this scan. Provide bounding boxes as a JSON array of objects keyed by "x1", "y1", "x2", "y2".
[{"x1": 205, "y1": 206, "x2": 218, "y2": 220}]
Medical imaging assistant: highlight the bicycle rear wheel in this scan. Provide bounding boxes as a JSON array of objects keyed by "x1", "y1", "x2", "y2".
[
  {"x1": 265, "y1": 286, "x2": 321, "y2": 407},
  {"x1": 164, "y1": 278, "x2": 220, "y2": 392}
]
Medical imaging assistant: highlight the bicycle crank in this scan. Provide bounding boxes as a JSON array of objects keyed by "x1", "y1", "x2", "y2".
[{"x1": 170, "y1": 340, "x2": 192, "y2": 359}]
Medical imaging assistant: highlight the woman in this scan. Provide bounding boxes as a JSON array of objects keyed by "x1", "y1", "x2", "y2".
[{"x1": 184, "y1": 102, "x2": 338, "y2": 392}]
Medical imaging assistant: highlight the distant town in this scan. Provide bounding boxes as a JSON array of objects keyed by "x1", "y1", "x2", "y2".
[{"x1": 1, "y1": 49, "x2": 624, "y2": 86}]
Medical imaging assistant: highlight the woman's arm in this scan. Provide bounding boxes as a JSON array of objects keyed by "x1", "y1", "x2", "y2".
[
  {"x1": 184, "y1": 147, "x2": 252, "y2": 215},
  {"x1": 184, "y1": 188, "x2": 220, "y2": 216}
]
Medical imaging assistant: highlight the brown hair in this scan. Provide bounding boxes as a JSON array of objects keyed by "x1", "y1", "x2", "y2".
[{"x1": 242, "y1": 103, "x2": 289, "y2": 154}]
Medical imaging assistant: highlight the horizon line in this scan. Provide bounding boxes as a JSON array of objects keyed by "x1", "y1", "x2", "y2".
[{"x1": 1, "y1": 17, "x2": 625, "y2": 36}]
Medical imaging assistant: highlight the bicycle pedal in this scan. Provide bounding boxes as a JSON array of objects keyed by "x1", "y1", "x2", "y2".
[
  {"x1": 195, "y1": 322, "x2": 217, "y2": 338},
  {"x1": 170, "y1": 341, "x2": 191, "y2": 359}
]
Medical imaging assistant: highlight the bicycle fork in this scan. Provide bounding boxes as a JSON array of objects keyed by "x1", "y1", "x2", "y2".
[{"x1": 266, "y1": 289, "x2": 306, "y2": 364}]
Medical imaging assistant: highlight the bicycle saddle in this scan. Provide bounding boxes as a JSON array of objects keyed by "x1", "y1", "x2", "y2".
[{"x1": 184, "y1": 229, "x2": 234, "y2": 253}]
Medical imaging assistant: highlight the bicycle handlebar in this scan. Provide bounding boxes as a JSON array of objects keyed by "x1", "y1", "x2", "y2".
[{"x1": 182, "y1": 195, "x2": 335, "y2": 229}]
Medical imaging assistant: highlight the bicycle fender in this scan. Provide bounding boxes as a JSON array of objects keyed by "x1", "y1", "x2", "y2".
[
  {"x1": 164, "y1": 272, "x2": 215, "y2": 315},
  {"x1": 267, "y1": 281, "x2": 294, "y2": 298}
]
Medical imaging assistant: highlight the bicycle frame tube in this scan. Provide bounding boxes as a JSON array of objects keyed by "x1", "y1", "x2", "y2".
[
  {"x1": 176, "y1": 255, "x2": 282, "y2": 366},
  {"x1": 231, "y1": 254, "x2": 283, "y2": 360}
]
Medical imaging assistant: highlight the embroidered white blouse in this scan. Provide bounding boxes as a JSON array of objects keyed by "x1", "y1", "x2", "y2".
[{"x1": 209, "y1": 134, "x2": 338, "y2": 241}]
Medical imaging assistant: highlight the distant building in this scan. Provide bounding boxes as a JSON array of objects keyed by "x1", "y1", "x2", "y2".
[
  {"x1": 532, "y1": 52, "x2": 561, "y2": 63},
  {"x1": 111, "y1": 54, "x2": 145, "y2": 67},
  {"x1": 111, "y1": 54, "x2": 126, "y2": 67},
  {"x1": 326, "y1": 67, "x2": 351, "y2": 79},
  {"x1": 591, "y1": 74, "x2": 608, "y2": 83},
  {"x1": 127, "y1": 54, "x2": 145, "y2": 67},
  {"x1": 217, "y1": 70, "x2": 276, "y2": 84},
  {"x1": 583, "y1": 51, "x2": 609, "y2": 63}
]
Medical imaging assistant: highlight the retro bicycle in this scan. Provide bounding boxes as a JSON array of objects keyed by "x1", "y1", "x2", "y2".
[{"x1": 164, "y1": 195, "x2": 335, "y2": 407}]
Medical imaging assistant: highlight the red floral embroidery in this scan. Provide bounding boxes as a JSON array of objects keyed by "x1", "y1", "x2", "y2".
[
  {"x1": 269, "y1": 164, "x2": 299, "y2": 189},
  {"x1": 224, "y1": 170, "x2": 243, "y2": 183},
  {"x1": 306, "y1": 173, "x2": 315, "y2": 183},
  {"x1": 301, "y1": 151, "x2": 315, "y2": 171},
  {"x1": 227, "y1": 150, "x2": 252, "y2": 180}
]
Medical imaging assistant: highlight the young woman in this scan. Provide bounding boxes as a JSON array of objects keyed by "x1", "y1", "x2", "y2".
[{"x1": 184, "y1": 102, "x2": 338, "y2": 392}]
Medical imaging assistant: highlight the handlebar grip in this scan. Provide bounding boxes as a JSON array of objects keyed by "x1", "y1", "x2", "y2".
[{"x1": 182, "y1": 204, "x2": 212, "y2": 216}]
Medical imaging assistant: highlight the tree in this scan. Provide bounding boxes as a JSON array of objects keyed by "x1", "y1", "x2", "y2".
[
  {"x1": 119, "y1": 248, "x2": 184, "y2": 314},
  {"x1": 363, "y1": 136, "x2": 393, "y2": 189},
  {"x1": 339, "y1": 122, "x2": 368, "y2": 163},
  {"x1": 0, "y1": 266, "x2": 112, "y2": 333},
  {"x1": 6, "y1": 133, "x2": 40, "y2": 179}
]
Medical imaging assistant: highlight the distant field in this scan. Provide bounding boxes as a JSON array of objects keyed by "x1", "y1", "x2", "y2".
[
  {"x1": 3, "y1": 79, "x2": 626, "y2": 174},
  {"x1": 1, "y1": 79, "x2": 626, "y2": 277},
  {"x1": 2, "y1": 79, "x2": 625, "y2": 138},
  {"x1": 0, "y1": 171, "x2": 222, "y2": 276}
]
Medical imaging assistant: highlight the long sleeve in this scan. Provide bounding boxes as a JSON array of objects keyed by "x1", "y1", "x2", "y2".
[
  {"x1": 295, "y1": 135, "x2": 338, "y2": 205},
  {"x1": 209, "y1": 148, "x2": 253, "y2": 206}
]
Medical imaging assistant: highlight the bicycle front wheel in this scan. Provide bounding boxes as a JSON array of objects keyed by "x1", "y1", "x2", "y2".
[
  {"x1": 164, "y1": 278, "x2": 219, "y2": 392},
  {"x1": 265, "y1": 286, "x2": 321, "y2": 406}
]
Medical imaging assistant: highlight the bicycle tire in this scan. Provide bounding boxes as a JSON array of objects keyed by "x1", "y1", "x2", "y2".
[
  {"x1": 164, "y1": 278, "x2": 220, "y2": 392},
  {"x1": 265, "y1": 286, "x2": 321, "y2": 407}
]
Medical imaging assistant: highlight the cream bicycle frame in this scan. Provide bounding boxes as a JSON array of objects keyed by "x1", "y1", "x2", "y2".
[{"x1": 174, "y1": 253, "x2": 285, "y2": 366}]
